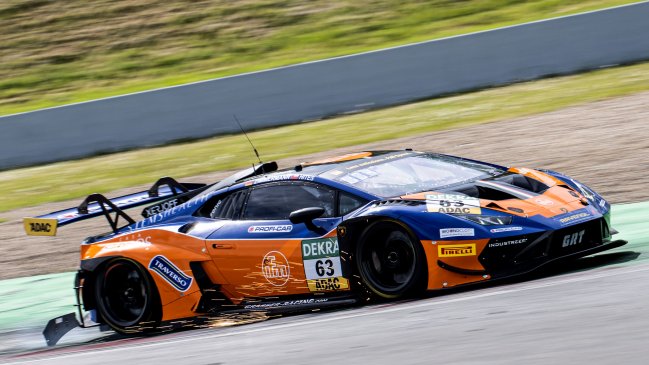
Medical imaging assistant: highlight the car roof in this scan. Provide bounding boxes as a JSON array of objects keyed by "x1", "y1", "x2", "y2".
[{"x1": 245, "y1": 150, "x2": 417, "y2": 181}]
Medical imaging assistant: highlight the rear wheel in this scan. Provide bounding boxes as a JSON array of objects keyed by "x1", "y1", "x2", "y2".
[
  {"x1": 356, "y1": 221, "x2": 427, "y2": 299},
  {"x1": 95, "y1": 258, "x2": 160, "y2": 333}
]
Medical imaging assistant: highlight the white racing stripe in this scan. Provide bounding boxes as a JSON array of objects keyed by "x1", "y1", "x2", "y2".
[{"x1": 8, "y1": 263, "x2": 649, "y2": 364}]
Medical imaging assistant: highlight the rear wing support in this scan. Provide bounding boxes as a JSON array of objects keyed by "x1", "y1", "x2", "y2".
[{"x1": 78, "y1": 194, "x2": 136, "y2": 233}]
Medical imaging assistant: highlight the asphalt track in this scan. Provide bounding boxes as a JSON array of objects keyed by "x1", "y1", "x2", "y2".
[{"x1": 1, "y1": 202, "x2": 647, "y2": 364}]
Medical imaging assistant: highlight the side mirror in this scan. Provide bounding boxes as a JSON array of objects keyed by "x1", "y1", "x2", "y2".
[{"x1": 289, "y1": 207, "x2": 325, "y2": 225}]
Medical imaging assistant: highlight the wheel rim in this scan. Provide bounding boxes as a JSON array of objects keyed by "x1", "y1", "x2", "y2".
[
  {"x1": 99, "y1": 261, "x2": 149, "y2": 328},
  {"x1": 359, "y1": 229, "x2": 417, "y2": 295}
]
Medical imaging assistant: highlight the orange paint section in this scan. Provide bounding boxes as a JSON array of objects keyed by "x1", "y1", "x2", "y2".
[
  {"x1": 81, "y1": 229, "x2": 212, "y2": 321},
  {"x1": 81, "y1": 227, "x2": 349, "y2": 322},
  {"x1": 302, "y1": 152, "x2": 373, "y2": 166},
  {"x1": 400, "y1": 167, "x2": 589, "y2": 219},
  {"x1": 206, "y1": 230, "x2": 346, "y2": 301},
  {"x1": 422, "y1": 239, "x2": 490, "y2": 289},
  {"x1": 160, "y1": 291, "x2": 204, "y2": 321},
  {"x1": 207, "y1": 238, "x2": 311, "y2": 301}
]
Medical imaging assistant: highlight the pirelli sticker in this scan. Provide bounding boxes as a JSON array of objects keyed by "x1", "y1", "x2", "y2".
[
  {"x1": 301, "y1": 237, "x2": 349, "y2": 292},
  {"x1": 426, "y1": 194, "x2": 481, "y2": 215},
  {"x1": 438, "y1": 244, "x2": 477, "y2": 257},
  {"x1": 23, "y1": 218, "x2": 58, "y2": 236}
]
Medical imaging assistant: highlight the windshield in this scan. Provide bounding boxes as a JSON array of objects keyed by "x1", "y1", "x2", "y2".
[{"x1": 324, "y1": 153, "x2": 504, "y2": 197}]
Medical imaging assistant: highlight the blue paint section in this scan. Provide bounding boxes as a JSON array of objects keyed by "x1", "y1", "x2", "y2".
[{"x1": 148, "y1": 256, "x2": 193, "y2": 292}]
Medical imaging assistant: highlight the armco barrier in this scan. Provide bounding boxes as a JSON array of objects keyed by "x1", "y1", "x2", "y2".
[{"x1": 2, "y1": 1, "x2": 649, "y2": 169}]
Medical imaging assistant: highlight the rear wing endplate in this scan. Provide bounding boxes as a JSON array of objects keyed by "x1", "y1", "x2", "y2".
[{"x1": 23, "y1": 177, "x2": 206, "y2": 236}]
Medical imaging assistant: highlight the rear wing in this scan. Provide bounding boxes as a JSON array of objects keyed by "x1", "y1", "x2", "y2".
[{"x1": 23, "y1": 177, "x2": 207, "y2": 236}]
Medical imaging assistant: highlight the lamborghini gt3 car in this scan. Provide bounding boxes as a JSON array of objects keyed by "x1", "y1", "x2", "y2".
[{"x1": 25, "y1": 150, "x2": 626, "y2": 344}]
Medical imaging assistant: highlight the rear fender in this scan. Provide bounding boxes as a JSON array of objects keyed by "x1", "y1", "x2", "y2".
[{"x1": 81, "y1": 229, "x2": 211, "y2": 308}]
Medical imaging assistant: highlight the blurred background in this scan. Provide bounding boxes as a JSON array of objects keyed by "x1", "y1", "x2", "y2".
[{"x1": 1, "y1": 0, "x2": 648, "y2": 362}]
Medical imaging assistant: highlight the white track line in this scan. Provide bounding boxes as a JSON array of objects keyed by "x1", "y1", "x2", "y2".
[{"x1": 8, "y1": 262, "x2": 649, "y2": 364}]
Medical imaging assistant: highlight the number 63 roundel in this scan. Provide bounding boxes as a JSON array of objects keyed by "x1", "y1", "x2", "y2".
[{"x1": 301, "y1": 237, "x2": 350, "y2": 292}]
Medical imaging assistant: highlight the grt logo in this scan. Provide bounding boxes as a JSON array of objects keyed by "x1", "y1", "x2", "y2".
[{"x1": 148, "y1": 256, "x2": 193, "y2": 292}]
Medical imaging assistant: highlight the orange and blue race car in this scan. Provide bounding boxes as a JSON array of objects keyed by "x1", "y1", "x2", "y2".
[{"x1": 24, "y1": 150, "x2": 626, "y2": 345}]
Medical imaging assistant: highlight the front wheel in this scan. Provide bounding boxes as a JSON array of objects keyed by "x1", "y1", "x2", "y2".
[
  {"x1": 94, "y1": 258, "x2": 161, "y2": 333},
  {"x1": 355, "y1": 221, "x2": 427, "y2": 299}
]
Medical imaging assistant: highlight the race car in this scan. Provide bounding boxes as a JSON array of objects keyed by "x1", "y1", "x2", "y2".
[{"x1": 24, "y1": 150, "x2": 626, "y2": 345}]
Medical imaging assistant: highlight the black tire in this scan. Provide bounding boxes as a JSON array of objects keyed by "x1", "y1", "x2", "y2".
[
  {"x1": 94, "y1": 258, "x2": 161, "y2": 334},
  {"x1": 355, "y1": 221, "x2": 427, "y2": 299}
]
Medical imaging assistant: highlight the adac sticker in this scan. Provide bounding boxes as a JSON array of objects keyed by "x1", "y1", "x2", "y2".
[
  {"x1": 148, "y1": 255, "x2": 193, "y2": 292},
  {"x1": 307, "y1": 277, "x2": 350, "y2": 292},
  {"x1": 426, "y1": 194, "x2": 481, "y2": 215},
  {"x1": 23, "y1": 218, "x2": 58, "y2": 236}
]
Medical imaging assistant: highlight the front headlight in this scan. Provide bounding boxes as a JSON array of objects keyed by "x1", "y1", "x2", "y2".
[{"x1": 457, "y1": 215, "x2": 513, "y2": 225}]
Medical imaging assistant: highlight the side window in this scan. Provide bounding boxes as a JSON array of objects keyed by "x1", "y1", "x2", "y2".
[
  {"x1": 243, "y1": 183, "x2": 335, "y2": 220},
  {"x1": 196, "y1": 190, "x2": 247, "y2": 219},
  {"x1": 339, "y1": 193, "x2": 368, "y2": 216}
]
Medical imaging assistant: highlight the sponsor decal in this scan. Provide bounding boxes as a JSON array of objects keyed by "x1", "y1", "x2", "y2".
[
  {"x1": 262, "y1": 251, "x2": 291, "y2": 286},
  {"x1": 301, "y1": 237, "x2": 347, "y2": 292},
  {"x1": 23, "y1": 218, "x2": 58, "y2": 236},
  {"x1": 307, "y1": 277, "x2": 350, "y2": 292},
  {"x1": 302, "y1": 237, "x2": 339, "y2": 259},
  {"x1": 562, "y1": 230, "x2": 585, "y2": 248},
  {"x1": 243, "y1": 298, "x2": 329, "y2": 310},
  {"x1": 248, "y1": 225, "x2": 293, "y2": 233},
  {"x1": 489, "y1": 226, "x2": 523, "y2": 233},
  {"x1": 148, "y1": 255, "x2": 193, "y2": 292},
  {"x1": 57, "y1": 212, "x2": 79, "y2": 220},
  {"x1": 488, "y1": 238, "x2": 528, "y2": 248},
  {"x1": 102, "y1": 235, "x2": 152, "y2": 250},
  {"x1": 439, "y1": 228, "x2": 475, "y2": 238},
  {"x1": 143, "y1": 198, "x2": 179, "y2": 218},
  {"x1": 555, "y1": 211, "x2": 591, "y2": 225},
  {"x1": 438, "y1": 244, "x2": 477, "y2": 257},
  {"x1": 340, "y1": 175, "x2": 359, "y2": 184},
  {"x1": 599, "y1": 199, "x2": 606, "y2": 208},
  {"x1": 129, "y1": 192, "x2": 213, "y2": 232},
  {"x1": 535, "y1": 198, "x2": 554, "y2": 206},
  {"x1": 250, "y1": 174, "x2": 315, "y2": 185},
  {"x1": 426, "y1": 194, "x2": 481, "y2": 215}
]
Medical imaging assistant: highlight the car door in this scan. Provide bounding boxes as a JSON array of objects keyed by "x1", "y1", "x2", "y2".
[{"x1": 205, "y1": 181, "x2": 347, "y2": 300}]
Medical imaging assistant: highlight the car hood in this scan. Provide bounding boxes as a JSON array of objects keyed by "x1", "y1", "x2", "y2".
[{"x1": 397, "y1": 167, "x2": 593, "y2": 219}]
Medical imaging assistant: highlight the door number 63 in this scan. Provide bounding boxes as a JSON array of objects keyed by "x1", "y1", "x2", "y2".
[{"x1": 315, "y1": 259, "x2": 334, "y2": 277}]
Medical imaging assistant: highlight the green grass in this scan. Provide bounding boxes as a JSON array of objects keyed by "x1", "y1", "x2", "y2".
[
  {"x1": 1, "y1": 61, "x2": 649, "y2": 213},
  {"x1": 0, "y1": 0, "x2": 639, "y2": 116}
]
